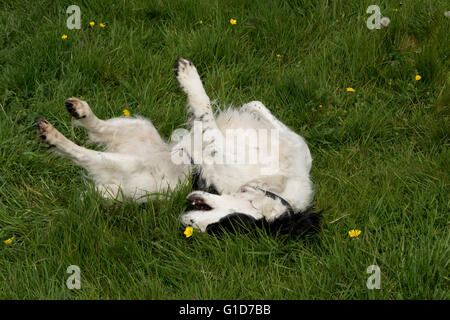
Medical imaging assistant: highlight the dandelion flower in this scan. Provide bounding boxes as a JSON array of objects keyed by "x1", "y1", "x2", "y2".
[
  {"x1": 380, "y1": 17, "x2": 390, "y2": 27},
  {"x1": 99, "y1": 23, "x2": 106, "y2": 28},
  {"x1": 4, "y1": 236, "x2": 15, "y2": 244},
  {"x1": 415, "y1": 75, "x2": 421, "y2": 81},
  {"x1": 229, "y1": 18, "x2": 237, "y2": 25},
  {"x1": 89, "y1": 21, "x2": 95, "y2": 27},
  {"x1": 392, "y1": 9, "x2": 399, "y2": 12},
  {"x1": 123, "y1": 109, "x2": 131, "y2": 117},
  {"x1": 184, "y1": 226, "x2": 194, "y2": 238},
  {"x1": 61, "y1": 34, "x2": 68, "y2": 40},
  {"x1": 276, "y1": 53, "x2": 281, "y2": 59},
  {"x1": 348, "y1": 229, "x2": 362, "y2": 238},
  {"x1": 199, "y1": 20, "x2": 203, "y2": 25},
  {"x1": 346, "y1": 87, "x2": 356, "y2": 93}
]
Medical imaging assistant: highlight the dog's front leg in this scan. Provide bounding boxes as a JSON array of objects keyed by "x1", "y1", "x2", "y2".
[
  {"x1": 175, "y1": 57, "x2": 224, "y2": 165},
  {"x1": 174, "y1": 58, "x2": 214, "y2": 121}
]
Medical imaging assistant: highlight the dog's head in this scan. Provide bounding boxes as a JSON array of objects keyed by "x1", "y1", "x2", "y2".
[{"x1": 180, "y1": 190, "x2": 322, "y2": 236}]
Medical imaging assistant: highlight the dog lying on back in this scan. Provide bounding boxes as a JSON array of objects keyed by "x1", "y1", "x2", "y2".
[{"x1": 36, "y1": 58, "x2": 321, "y2": 236}]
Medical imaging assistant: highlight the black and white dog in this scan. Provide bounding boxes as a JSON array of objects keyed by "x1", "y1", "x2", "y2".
[{"x1": 36, "y1": 58, "x2": 321, "y2": 236}]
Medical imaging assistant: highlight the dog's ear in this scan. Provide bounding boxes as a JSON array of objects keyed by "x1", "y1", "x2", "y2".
[
  {"x1": 267, "y1": 208, "x2": 323, "y2": 237},
  {"x1": 205, "y1": 209, "x2": 323, "y2": 237},
  {"x1": 265, "y1": 211, "x2": 294, "y2": 234},
  {"x1": 290, "y1": 209, "x2": 322, "y2": 236},
  {"x1": 206, "y1": 213, "x2": 259, "y2": 236}
]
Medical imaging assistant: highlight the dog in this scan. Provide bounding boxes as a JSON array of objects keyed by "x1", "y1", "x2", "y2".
[
  {"x1": 36, "y1": 57, "x2": 321, "y2": 236},
  {"x1": 174, "y1": 58, "x2": 320, "y2": 235}
]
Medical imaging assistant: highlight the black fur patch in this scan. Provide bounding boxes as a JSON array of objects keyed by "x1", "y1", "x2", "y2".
[
  {"x1": 255, "y1": 188, "x2": 322, "y2": 236},
  {"x1": 205, "y1": 208, "x2": 322, "y2": 237},
  {"x1": 173, "y1": 57, "x2": 181, "y2": 77},
  {"x1": 65, "y1": 100, "x2": 85, "y2": 119},
  {"x1": 206, "y1": 213, "x2": 258, "y2": 235},
  {"x1": 192, "y1": 170, "x2": 219, "y2": 195},
  {"x1": 264, "y1": 207, "x2": 322, "y2": 237}
]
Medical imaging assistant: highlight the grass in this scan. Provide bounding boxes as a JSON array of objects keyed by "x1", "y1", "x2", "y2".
[{"x1": 0, "y1": 0, "x2": 448, "y2": 299}]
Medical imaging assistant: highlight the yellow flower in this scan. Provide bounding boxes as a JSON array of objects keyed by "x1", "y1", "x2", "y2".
[
  {"x1": 346, "y1": 87, "x2": 356, "y2": 93},
  {"x1": 4, "y1": 236, "x2": 15, "y2": 244},
  {"x1": 276, "y1": 53, "x2": 281, "y2": 59},
  {"x1": 415, "y1": 75, "x2": 421, "y2": 81},
  {"x1": 61, "y1": 34, "x2": 68, "y2": 40},
  {"x1": 122, "y1": 109, "x2": 131, "y2": 117},
  {"x1": 184, "y1": 226, "x2": 194, "y2": 238},
  {"x1": 199, "y1": 20, "x2": 203, "y2": 25},
  {"x1": 229, "y1": 18, "x2": 237, "y2": 25},
  {"x1": 392, "y1": 8, "x2": 399, "y2": 12},
  {"x1": 348, "y1": 229, "x2": 362, "y2": 238},
  {"x1": 99, "y1": 23, "x2": 106, "y2": 28},
  {"x1": 89, "y1": 21, "x2": 95, "y2": 27}
]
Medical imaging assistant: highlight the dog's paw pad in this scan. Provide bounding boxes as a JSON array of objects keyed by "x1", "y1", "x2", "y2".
[
  {"x1": 174, "y1": 57, "x2": 194, "y2": 77},
  {"x1": 174, "y1": 57, "x2": 203, "y2": 92},
  {"x1": 35, "y1": 117, "x2": 55, "y2": 144},
  {"x1": 65, "y1": 98, "x2": 88, "y2": 119}
]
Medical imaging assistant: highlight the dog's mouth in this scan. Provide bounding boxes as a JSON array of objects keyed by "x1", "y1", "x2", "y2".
[{"x1": 186, "y1": 196, "x2": 213, "y2": 211}]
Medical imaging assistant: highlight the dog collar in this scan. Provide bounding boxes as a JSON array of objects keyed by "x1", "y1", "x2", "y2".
[{"x1": 256, "y1": 187, "x2": 295, "y2": 216}]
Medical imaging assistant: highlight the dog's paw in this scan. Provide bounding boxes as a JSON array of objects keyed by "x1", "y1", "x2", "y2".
[
  {"x1": 174, "y1": 57, "x2": 196, "y2": 78},
  {"x1": 65, "y1": 97, "x2": 91, "y2": 120},
  {"x1": 35, "y1": 117, "x2": 58, "y2": 146},
  {"x1": 241, "y1": 101, "x2": 271, "y2": 119},
  {"x1": 174, "y1": 57, "x2": 203, "y2": 94}
]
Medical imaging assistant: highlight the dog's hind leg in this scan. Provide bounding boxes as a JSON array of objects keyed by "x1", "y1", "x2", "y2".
[
  {"x1": 241, "y1": 100, "x2": 311, "y2": 162},
  {"x1": 64, "y1": 97, "x2": 106, "y2": 134},
  {"x1": 241, "y1": 101, "x2": 290, "y2": 131},
  {"x1": 35, "y1": 117, "x2": 138, "y2": 182},
  {"x1": 64, "y1": 97, "x2": 166, "y2": 153}
]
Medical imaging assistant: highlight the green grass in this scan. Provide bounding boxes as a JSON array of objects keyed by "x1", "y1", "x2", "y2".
[{"x1": 0, "y1": 0, "x2": 449, "y2": 299}]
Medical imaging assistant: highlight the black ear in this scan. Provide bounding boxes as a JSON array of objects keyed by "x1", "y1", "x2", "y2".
[
  {"x1": 267, "y1": 208, "x2": 323, "y2": 237},
  {"x1": 206, "y1": 213, "x2": 260, "y2": 235},
  {"x1": 205, "y1": 209, "x2": 322, "y2": 237},
  {"x1": 290, "y1": 209, "x2": 322, "y2": 236}
]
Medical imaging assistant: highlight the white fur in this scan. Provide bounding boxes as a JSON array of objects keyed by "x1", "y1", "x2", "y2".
[
  {"x1": 175, "y1": 58, "x2": 314, "y2": 231},
  {"x1": 37, "y1": 58, "x2": 314, "y2": 232},
  {"x1": 36, "y1": 100, "x2": 189, "y2": 203}
]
